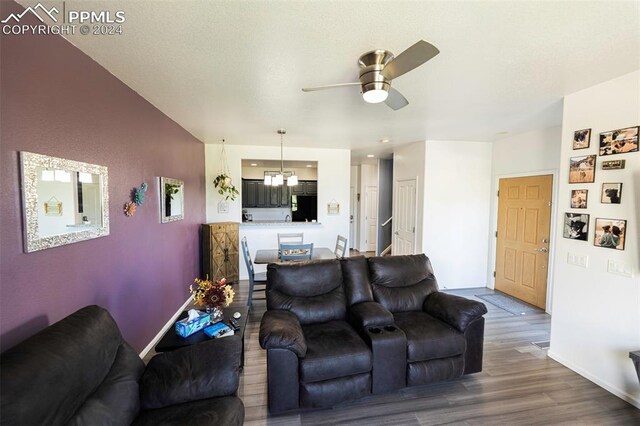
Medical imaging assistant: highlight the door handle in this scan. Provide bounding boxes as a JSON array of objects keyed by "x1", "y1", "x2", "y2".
[{"x1": 537, "y1": 247, "x2": 548, "y2": 253}]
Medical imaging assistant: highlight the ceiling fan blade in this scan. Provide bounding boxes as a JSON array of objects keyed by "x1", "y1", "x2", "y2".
[
  {"x1": 385, "y1": 87, "x2": 409, "y2": 110},
  {"x1": 381, "y1": 40, "x2": 440, "y2": 80},
  {"x1": 302, "y1": 83, "x2": 360, "y2": 92}
]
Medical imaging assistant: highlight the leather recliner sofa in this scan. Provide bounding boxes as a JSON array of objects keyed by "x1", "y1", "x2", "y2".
[
  {"x1": 259, "y1": 254, "x2": 487, "y2": 413},
  {"x1": 0, "y1": 305, "x2": 245, "y2": 425}
]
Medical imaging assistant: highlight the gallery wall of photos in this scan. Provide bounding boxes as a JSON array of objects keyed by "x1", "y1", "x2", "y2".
[{"x1": 564, "y1": 125, "x2": 638, "y2": 250}]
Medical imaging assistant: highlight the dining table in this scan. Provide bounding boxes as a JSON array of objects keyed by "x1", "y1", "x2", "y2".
[{"x1": 253, "y1": 247, "x2": 336, "y2": 264}]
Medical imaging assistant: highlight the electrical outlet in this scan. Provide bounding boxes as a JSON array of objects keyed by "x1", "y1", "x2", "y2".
[
  {"x1": 607, "y1": 260, "x2": 633, "y2": 278},
  {"x1": 567, "y1": 252, "x2": 588, "y2": 268}
]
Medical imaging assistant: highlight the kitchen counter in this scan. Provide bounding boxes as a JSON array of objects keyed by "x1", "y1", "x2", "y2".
[{"x1": 240, "y1": 220, "x2": 322, "y2": 226}]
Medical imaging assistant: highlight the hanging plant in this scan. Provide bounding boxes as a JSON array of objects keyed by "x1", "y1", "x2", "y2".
[{"x1": 213, "y1": 139, "x2": 239, "y2": 201}]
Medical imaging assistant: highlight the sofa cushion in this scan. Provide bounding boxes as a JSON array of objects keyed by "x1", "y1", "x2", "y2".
[
  {"x1": 139, "y1": 337, "x2": 242, "y2": 410},
  {"x1": 67, "y1": 341, "x2": 144, "y2": 426},
  {"x1": 340, "y1": 256, "x2": 374, "y2": 305},
  {"x1": 368, "y1": 254, "x2": 439, "y2": 313},
  {"x1": 394, "y1": 311, "x2": 465, "y2": 362},
  {"x1": 0, "y1": 305, "x2": 124, "y2": 426},
  {"x1": 133, "y1": 396, "x2": 244, "y2": 426},
  {"x1": 300, "y1": 320, "x2": 372, "y2": 383},
  {"x1": 267, "y1": 259, "x2": 347, "y2": 325}
]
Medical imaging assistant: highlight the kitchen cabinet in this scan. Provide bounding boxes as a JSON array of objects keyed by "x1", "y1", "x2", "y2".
[
  {"x1": 243, "y1": 179, "x2": 292, "y2": 208},
  {"x1": 242, "y1": 179, "x2": 267, "y2": 208},
  {"x1": 292, "y1": 180, "x2": 317, "y2": 196},
  {"x1": 202, "y1": 222, "x2": 239, "y2": 283}
]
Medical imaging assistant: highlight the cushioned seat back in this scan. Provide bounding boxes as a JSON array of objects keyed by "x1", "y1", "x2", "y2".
[
  {"x1": 0, "y1": 305, "x2": 126, "y2": 425},
  {"x1": 267, "y1": 259, "x2": 347, "y2": 325},
  {"x1": 368, "y1": 254, "x2": 438, "y2": 313},
  {"x1": 340, "y1": 256, "x2": 374, "y2": 306}
]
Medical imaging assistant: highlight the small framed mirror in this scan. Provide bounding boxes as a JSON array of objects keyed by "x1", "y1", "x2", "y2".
[
  {"x1": 20, "y1": 151, "x2": 109, "y2": 253},
  {"x1": 160, "y1": 177, "x2": 184, "y2": 223}
]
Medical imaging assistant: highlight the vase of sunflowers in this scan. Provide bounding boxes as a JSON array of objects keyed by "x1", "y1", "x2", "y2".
[{"x1": 189, "y1": 276, "x2": 235, "y2": 324}]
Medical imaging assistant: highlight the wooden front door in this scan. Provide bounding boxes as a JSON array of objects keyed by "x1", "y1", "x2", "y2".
[{"x1": 495, "y1": 175, "x2": 552, "y2": 309}]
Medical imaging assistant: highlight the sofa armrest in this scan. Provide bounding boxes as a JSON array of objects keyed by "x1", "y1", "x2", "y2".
[
  {"x1": 259, "y1": 310, "x2": 307, "y2": 357},
  {"x1": 424, "y1": 292, "x2": 487, "y2": 332},
  {"x1": 139, "y1": 336, "x2": 242, "y2": 410},
  {"x1": 349, "y1": 301, "x2": 395, "y2": 329}
]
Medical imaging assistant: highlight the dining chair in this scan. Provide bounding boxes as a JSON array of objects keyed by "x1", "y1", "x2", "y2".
[
  {"x1": 334, "y1": 235, "x2": 348, "y2": 258},
  {"x1": 279, "y1": 243, "x2": 314, "y2": 262},
  {"x1": 277, "y1": 233, "x2": 303, "y2": 247},
  {"x1": 241, "y1": 237, "x2": 267, "y2": 310}
]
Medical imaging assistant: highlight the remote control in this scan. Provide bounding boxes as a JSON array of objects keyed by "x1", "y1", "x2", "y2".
[{"x1": 228, "y1": 318, "x2": 240, "y2": 331}]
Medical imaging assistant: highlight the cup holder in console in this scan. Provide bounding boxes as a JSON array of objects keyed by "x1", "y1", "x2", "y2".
[
  {"x1": 383, "y1": 326, "x2": 397, "y2": 332},
  {"x1": 368, "y1": 327, "x2": 382, "y2": 334}
]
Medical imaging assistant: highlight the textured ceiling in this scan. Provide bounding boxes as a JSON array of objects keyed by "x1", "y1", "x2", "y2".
[{"x1": 20, "y1": 1, "x2": 640, "y2": 162}]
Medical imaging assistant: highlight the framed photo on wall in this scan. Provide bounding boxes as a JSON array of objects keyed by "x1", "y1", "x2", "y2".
[
  {"x1": 570, "y1": 189, "x2": 588, "y2": 208},
  {"x1": 573, "y1": 129, "x2": 591, "y2": 150},
  {"x1": 599, "y1": 126, "x2": 639, "y2": 156},
  {"x1": 601, "y1": 183, "x2": 622, "y2": 204},
  {"x1": 563, "y1": 213, "x2": 589, "y2": 241},
  {"x1": 569, "y1": 155, "x2": 596, "y2": 183},
  {"x1": 593, "y1": 218, "x2": 626, "y2": 250}
]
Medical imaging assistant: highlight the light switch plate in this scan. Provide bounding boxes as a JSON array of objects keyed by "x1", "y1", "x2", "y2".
[
  {"x1": 607, "y1": 260, "x2": 633, "y2": 278},
  {"x1": 567, "y1": 252, "x2": 588, "y2": 268}
]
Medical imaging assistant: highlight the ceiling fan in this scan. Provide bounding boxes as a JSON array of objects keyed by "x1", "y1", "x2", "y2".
[{"x1": 302, "y1": 40, "x2": 439, "y2": 110}]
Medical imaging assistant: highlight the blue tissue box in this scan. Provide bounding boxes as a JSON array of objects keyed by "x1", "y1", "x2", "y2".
[{"x1": 175, "y1": 311, "x2": 211, "y2": 338}]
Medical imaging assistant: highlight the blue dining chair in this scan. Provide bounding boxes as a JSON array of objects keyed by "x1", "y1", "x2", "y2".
[
  {"x1": 241, "y1": 237, "x2": 267, "y2": 309},
  {"x1": 334, "y1": 235, "x2": 348, "y2": 258},
  {"x1": 279, "y1": 243, "x2": 314, "y2": 262}
]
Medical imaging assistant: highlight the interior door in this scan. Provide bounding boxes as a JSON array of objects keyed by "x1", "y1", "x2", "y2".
[
  {"x1": 495, "y1": 175, "x2": 552, "y2": 309},
  {"x1": 393, "y1": 178, "x2": 417, "y2": 255},
  {"x1": 365, "y1": 186, "x2": 378, "y2": 252},
  {"x1": 350, "y1": 186, "x2": 356, "y2": 249}
]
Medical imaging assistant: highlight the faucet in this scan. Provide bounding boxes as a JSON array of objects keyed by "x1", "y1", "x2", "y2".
[{"x1": 285, "y1": 214, "x2": 291, "y2": 222}]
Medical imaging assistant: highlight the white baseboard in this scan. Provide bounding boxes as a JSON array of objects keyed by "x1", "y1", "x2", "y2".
[
  {"x1": 548, "y1": 350, "x2": 640, "y2": 409},
  {"x1": 139, "y1": 297, "x2": 191, "y2": 359}
]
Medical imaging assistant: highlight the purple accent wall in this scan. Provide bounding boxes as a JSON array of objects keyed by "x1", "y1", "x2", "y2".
[{"x1": 0, "y1": 1, "x2": 206, "y2": 353}]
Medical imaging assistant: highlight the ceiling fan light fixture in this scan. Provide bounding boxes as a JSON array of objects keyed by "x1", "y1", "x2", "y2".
[{"x1": 363, "y1": 89, "x2": 388, "y2": 104}]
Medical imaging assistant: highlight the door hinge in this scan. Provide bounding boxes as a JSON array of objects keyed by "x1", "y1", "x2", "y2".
[
  {"x1": 495, "y1": 231, "x2": 498, "y2": 237},
  {"x1": 548, "y1": 201, "x2": 552, "y2": 206},
  {"x1": 497, "y1": 190, "x2": 500, "y2": 197},
  {"x1": 412, "y1": 227, "x2": 415, "y2": 233},
  {"x1": 493, "y1": 271, "x2": 496, "y2": 277}
]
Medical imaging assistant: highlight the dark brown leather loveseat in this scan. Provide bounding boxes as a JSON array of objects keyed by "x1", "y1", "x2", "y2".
[
  {"x1": 0, "y1": 305, "x2": 245, "y2": 425},
  {"x1": 259, "y1": 254, "x2": 487, "y2": 413}
]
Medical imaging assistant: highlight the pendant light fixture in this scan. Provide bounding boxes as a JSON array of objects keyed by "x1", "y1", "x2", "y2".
[{"x1": 263, "y1": 129, "x2": 298, "y2": 186}]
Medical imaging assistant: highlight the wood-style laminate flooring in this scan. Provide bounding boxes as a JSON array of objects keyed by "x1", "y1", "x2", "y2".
[{"x1": 232, "y1": 284, "x2": 639, "y2": 425}]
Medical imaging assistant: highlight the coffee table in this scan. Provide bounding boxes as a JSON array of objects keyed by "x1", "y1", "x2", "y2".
[{"x1": 155, "y1": 305, "x2": 248, "y2": 368}]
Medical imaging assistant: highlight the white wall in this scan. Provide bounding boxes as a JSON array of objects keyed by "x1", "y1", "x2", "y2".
[
  {"x1": 205, "y1": 143, "x2": 350, "y2": 279},
  {"x1": 423, "y1": 140, "x2": 493, "y2": 289},
  {"x1": 393, "y1": 141, "x2": 426, "y2": 253},
  {"x1": 548, "y1": 70, "x2": 640, "y2": 408},
  {"x1": 487, "y1": 126, "x2": 562, "y2": 298}
]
